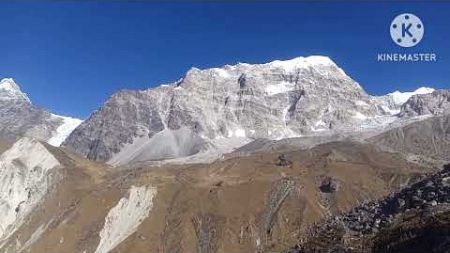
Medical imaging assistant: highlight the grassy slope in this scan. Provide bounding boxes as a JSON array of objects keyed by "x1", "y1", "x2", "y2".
[{"x1": 2, "y1": 141, "x2": 437, "y2": 253}]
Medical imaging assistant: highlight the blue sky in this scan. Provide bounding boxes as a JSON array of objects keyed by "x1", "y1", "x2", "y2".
[{"x1": 1, "y1": 2, "x2": 449, "y2": 119}]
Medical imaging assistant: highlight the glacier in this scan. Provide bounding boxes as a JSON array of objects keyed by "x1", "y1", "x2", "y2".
[{"x1": 47, "y1": 114, "x2": 83, "y2": 146}]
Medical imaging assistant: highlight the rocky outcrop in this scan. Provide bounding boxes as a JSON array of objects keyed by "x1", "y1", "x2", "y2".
[
  {"x1": 275, "y1": 154, "x2": 292, "y2": 167},
  {"x1": 374, "y1": 87, "x2": 434, "y2": 115},
  {"x1": 371, "y1": 207, "x2": 450, "y2": 252},
  {"x1": 319, "y1": 177, "x2": 339, "y2": 194},
  {"x1": 400, "y1": 89, "x2": 450, "y2": 117},
  {"x1": 286, "y1": 164, "x2": 450, "y2": 252},
  {"x1": 340, "y1": 164, "x2": 449, "y2": 235}
]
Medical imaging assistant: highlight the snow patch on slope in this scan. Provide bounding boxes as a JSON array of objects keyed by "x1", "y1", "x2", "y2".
[
  {"x1": 94, "y1": 185, "x2": 157, "y2": 253},
  {"x1": 265, "y1": 81, "x2": 296, "y2": 96},
  {"x1": 47, "y1": 115, "x2": 82, "y2": 146},
  {"x1": 0, "y1": 137, "x2": 60, "y2": 244},
  {"x1": 213, "y1": 68, "x2": 232, "y2": 78},
  {"x1": 352, "y1": 111, "x2": 369, "y2": 120}
]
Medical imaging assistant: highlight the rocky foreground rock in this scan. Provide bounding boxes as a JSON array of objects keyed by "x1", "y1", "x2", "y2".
[{"x1": 286, "y1": 164, "x2": 450, "y2": 253}]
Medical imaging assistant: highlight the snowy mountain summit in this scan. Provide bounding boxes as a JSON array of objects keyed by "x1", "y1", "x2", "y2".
[
  {"x1": 375, "y1": 87, "x2": 435, "y2": 115},
  {"x1": 0, "y1": 78, "x2": 31, "y2": 102},
  {"x1": 0, "y1": 78, "x2": 82, "y2": 146},
  {"x1": 62, "y1": 55, "x2": 441, "y2": 165}
]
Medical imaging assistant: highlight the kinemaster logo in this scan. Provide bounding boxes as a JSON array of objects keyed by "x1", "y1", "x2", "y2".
[
  {"x1": 390, "y1": 13, "x2": 424, "y2": 48},
  {"x1": 377, "y1": 13, "x2": 437, "y2": 63}
]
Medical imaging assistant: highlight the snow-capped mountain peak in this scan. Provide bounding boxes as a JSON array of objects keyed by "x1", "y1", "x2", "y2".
[
  {"x1": 183, "y1": 56, "x2": 346, "y2": 83},
  {"x1": 266, "y1": 55, "x2": 338, "y2": 71},
  {"x1": 374, "y1": 86, "x2": 435, "y2": 115},
  {"x1": 0, "y1": 78, "x2": 31, "y2": 103},
  {"x1": 388, "y1": 87, "x2": 435, "y2": 105},
  {"x1": 0, "y1": 78, "x2": 82, "y2": 146}
]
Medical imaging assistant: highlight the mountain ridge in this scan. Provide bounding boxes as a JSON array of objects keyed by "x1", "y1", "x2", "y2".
[
  {"x1": 1, "y1": 56, "x2": 445, "y2": 165},
  {"x1": 61, "y1": 55, "x2": 444, "y2": 165}
]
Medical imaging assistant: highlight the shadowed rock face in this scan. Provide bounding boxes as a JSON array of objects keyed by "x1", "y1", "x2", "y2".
[
  {"x1": 0, "y1": 79, "x2": 60, "y2": 142},
  {"x1": 63, "y1": 56, "x2": 384, "y2": 163},
  {"x1": 400, "y1": 89, "x2": 450, "y2": 117},
  {"x1": 371, "y1": 209, "x2": 450, "y2": 253},
  {"x1": 0, "y1": 99, "x2": 56, "y2": 141}
]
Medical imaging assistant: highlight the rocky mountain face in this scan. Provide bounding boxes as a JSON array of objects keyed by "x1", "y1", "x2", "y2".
[
  {"x1": 374, "y1": 87, "x2": 434, "y2": 115},
  {"x1": 64, "y1": 56, "x2": 403, "y2": 165},
  {"x1": 400, "y1": 89, "x2": 450, "y2": 117},
  {"x1": 0, "y1": 78, "x2": 82, "y2": 146}
]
